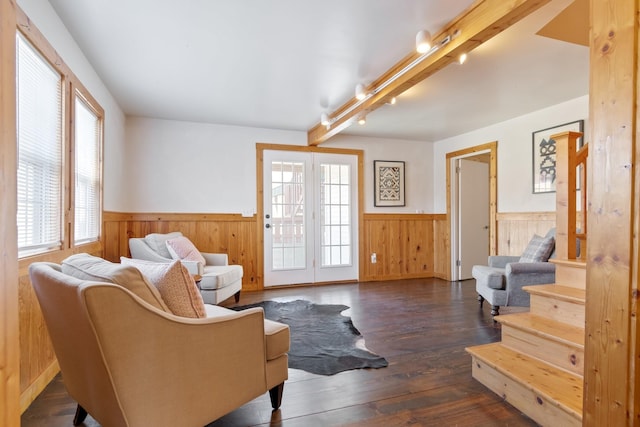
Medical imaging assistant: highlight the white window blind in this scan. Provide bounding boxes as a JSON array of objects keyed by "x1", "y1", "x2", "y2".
[
  {"x1": 74, "y1": 96, "x2": 101, "y2": 243},
  {"x1": 16, "y1": 33, "x2": 63, "y2": 255}
]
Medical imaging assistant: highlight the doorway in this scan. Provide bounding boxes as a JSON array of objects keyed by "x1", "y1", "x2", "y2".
[
  {"x1": 261, "y1": 148, "x2": 359, "y2": 287},
  {"x1": 446, "y1": 142, "x2": 497, "y2": 281}
]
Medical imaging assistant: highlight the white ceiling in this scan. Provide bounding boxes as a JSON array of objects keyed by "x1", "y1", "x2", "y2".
[{"x1": 47, "y1": 0, "x2": 589, "y2": 142}]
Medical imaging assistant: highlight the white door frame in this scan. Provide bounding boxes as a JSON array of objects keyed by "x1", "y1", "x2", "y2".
[
  {"x1": 256, "y1": 144, "x2": 364, "y2": 288},
  {"x1": 446, "y1": 142, "x2": 497, "y2": 282}
]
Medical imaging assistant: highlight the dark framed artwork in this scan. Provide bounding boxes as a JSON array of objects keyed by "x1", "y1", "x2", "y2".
[
  {"x1": 374, "y1": 160, "x2": 405, "y2": 207},
  {"x1": 532, "y1": 120, "x2": 584, "y2": 193}
]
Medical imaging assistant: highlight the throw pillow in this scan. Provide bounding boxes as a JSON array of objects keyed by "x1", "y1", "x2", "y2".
[
  {"x1": 61, "y1": 253, "x2": 170, "y2": 312},
  {"x1": 121, "y1": 257, "x2": 206, "y2": 318},
  {"x1": 144, "y1": 231, "x2": 183, "y2": 259},
  {"x1": 519, "y1": 234, "x2": 555, "y2": 263},
  {"x1": 166, "y1": 236, "x2": 207, "y2": 265}
]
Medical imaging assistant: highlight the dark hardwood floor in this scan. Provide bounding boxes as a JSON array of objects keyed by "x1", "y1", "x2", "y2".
[{"x1": 21, "y1": 278, "x2": 537, "y2": 427}]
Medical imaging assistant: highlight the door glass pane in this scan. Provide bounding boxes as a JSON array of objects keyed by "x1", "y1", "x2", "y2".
[
  {"x1": 271, "y1": 161, "x2": 305, "y2": 270},
  {"x1": 319, "y1": 162, "x2": 351, "y2": 267}
]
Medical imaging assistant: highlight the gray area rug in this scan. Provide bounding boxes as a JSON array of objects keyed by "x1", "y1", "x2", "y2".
[{"x1": 234, "y1": 300, "x2": 388, "y2": 376}]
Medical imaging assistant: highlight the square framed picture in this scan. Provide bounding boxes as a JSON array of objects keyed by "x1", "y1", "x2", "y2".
[
  {"x1": 374, "y1": 160, "x2": 405, "y2": 207},
  {"x1": 532, "y1": 120, "x2": 584, "y2": 193}
]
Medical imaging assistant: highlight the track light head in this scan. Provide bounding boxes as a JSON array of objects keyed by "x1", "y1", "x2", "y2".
[
  {"x1": 355, "y1": 83, "x2": 367, "y2": 100},
  {"x1": 416, "y1": 30, "x2": 432, "y2": 53}
]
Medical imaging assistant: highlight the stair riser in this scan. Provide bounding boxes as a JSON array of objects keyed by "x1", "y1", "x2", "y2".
[
  {"x1": 471, "y1": 356, "x2": 581, "y2": 427},
  {"x1": 555, "y1": 264, "x2": 586, "y2": 289},
  {"x1": 501, "y1": 326, "x2": 584, "y2": 377},
  {"x1": 530, "y1": 295, "x2": 585, "y2": 328}
]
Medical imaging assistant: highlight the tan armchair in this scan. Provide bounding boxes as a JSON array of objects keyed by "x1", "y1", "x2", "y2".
[{"x1": 29, "y1": 262, "x2": 288, "y2": 427}]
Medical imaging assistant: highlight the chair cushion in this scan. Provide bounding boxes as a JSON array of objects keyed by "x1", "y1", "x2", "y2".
[
  {"x1": 121, "y1": 258, "x2": 206, "y2": 318},
  {"x1": 519, "y1": 234, "x2": 555, "y2": 263},
  {"x1": 204, "y1": 305, "x2": 289, "y2": 361},
  {"x1": 472, "y1": 265, "x2": 506, "y2": 290},
  {"x1": 144, "y1": 232, "x2": 183, "y2": 259},
  {"x1": 61, "y1": 253, "x2": 169, "y2": 312},
  {"x1": 166, "y1": 236, "x2": 206, "y2": 265},
  {"x1": 198, "y1": 265, "x2": 244, "y2": 290}
]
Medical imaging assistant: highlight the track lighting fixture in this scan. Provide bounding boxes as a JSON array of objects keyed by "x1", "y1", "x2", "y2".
[
  {"x1": 318, "y1": 28, "x2": 461, "y2": 132},
  {"x1": 355, "y1": 83, "x2": 367, "y2": 101},
  {"x1": 415, "y1": 30, "x2": 432, "y2": 53}
]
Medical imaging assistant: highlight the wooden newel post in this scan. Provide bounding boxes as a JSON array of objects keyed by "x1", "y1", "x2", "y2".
[{"x1": 553, "y1": 130, "x2": 582, "y2": 260}]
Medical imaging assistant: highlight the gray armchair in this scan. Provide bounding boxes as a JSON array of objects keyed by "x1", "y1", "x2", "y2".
[
  {"x1": 129, "y1": 232, "x2": 243, "y2": 305},
  {"x1": 472, "y1": 230, "x2": 556, "y2": 317}
]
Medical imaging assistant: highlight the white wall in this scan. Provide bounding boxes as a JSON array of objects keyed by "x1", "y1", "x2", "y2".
[
  {"x1": 17, "y1": 0, "x2": 127, "y2": 211},
  {"x1": 432, "y1": 95, "x2": 589, "y2": 213},
  {"x1": 327, "y1": 134, "x2": 433, "y2": 213},
  {"x1": 124, "y1": 119, "x2": 435, "y2": 215},
  {"x1": 124, "y1": 117, "x2": 306, "y2": 213}
]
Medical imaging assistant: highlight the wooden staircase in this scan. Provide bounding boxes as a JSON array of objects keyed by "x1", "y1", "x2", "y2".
[{"x1": 466, "y1": 132, "x2": 587, "y2": 426}]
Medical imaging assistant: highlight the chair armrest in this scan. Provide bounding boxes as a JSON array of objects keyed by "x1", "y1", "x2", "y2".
[
  {"x1": 488, "y1": 255, "x2": 520, "y2": 268},
  {"x1": 202, "y1": 252, "x2": 229, "y2": 266},
  {"x1": 180, "y1": 260, "x2": 204, "y2": 275},
  {"x1": 83, "y1": 285, "x2": 269, "y2": 425},
  {"x1": 504, "y1": 261, "x2": 556, "y2": 306},
  {"x1": 506, "y1": 261, "x2": 556, "y2": 275}
]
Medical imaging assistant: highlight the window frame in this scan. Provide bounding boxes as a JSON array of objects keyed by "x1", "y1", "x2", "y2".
[{"x1": 16, "y1": 7, "x2": 104, "y2": 261}]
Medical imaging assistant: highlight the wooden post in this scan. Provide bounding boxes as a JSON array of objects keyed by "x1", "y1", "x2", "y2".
[
  {"x1": 552, "y1": 131, "x2": 581, "y2": 260},
  {"x1": 583, "y1": 0, "x2": 639, "y2": 424},
  {"x1": 0, "y1": 0, "x2": 21, "y2": 425}
]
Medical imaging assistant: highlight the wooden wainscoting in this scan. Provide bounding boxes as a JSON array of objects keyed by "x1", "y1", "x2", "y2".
[
  {"x1": 361, "y1": 213, "x2": 446, "y2": 282},
  {"x1": 432, "y1": 215, "x2": 449, "y2": 279},
  {"x1": 103, "y1": 212, "x2": 260, "y2": 291},
  {"x1": 18, "y1": 241, "x2": 102, "y2": 412},
  {"x1": 494, "y1": 211, "x2": 582, "y2": 256},
  {"x1": 105, "y1": 212, "x2": 448, "y2": 287}
]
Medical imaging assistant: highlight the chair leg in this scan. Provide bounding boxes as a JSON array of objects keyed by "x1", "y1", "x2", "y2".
[
  {"x1": 234, "y1": 291, "x2": 241, "y2": 303},
  {"x1": 73, "y1": 404, "x2": 88, "y2": 426},
  {"x1": 269, "y1": 382, "x2": 285, "y2": 410},
  {"x1": 477, "y1": 294, "x2": 484, "y2": 307},
  {"x1": 490, "y1": 305, "x2": 500, "y2": 317}
]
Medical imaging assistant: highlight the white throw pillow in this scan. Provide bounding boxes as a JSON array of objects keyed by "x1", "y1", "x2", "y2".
[{"x1": 143, "y1": 231, "x2": 183, "y2": 259}]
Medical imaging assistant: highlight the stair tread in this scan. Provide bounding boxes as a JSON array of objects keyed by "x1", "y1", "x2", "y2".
[
  {"x1": 496, "y1": 312, "x2": 584, "y2": 348},
  {"x1": 550, "y1": 258, "x2": 587, "y2": 269},
  {"x1": 466, "y1": 343, "x2": 583, "y2": 418},
  {"x1": 523, "y1": 284, "x2": 585, "y2": 303}
]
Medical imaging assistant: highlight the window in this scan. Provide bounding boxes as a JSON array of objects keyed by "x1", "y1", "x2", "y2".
[
  {"x1": 15, "y1": 14, "x2": 104, "y2": 259},
  {"x1": 16, "y1": 33, "x2": 63, "y2": 255},
  {"x1": 74, "y1": 95, "x2": 101, "y2": 243}
]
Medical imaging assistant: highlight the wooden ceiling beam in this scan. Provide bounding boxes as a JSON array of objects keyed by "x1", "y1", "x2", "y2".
[{"x1": 307, "y1": 0, "x2": 552, "y2": 146}]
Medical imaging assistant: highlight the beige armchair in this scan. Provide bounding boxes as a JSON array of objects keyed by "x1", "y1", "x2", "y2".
[
  {"x1": 129, "y1": 232, "x2": 243, "y2": 305},
  {"x1": 29, "y1": 261, "x2": 289, "y2": 427}
]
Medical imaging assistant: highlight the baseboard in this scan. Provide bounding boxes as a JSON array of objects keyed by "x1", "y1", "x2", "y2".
[{"x1": 20, "y1": 360, "x2": 59, "y2": 413}]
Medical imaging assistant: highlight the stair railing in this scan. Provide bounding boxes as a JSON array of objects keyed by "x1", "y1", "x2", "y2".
[{"x1": 553, "y1": 131, "x2": 587, "y2": 261}]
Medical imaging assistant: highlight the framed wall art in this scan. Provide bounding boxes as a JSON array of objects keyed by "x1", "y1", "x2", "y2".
[
  {"x1": 374, "y1": 160, "x2": 405, "y2": 207},
  {"x1": 532, "y1": 120, "x2": 584, "y2": 193}
]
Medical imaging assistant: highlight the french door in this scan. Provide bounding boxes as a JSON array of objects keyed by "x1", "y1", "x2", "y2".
[{"x1": 263, "y1": 150, "x2": 358, "y2": 287}]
